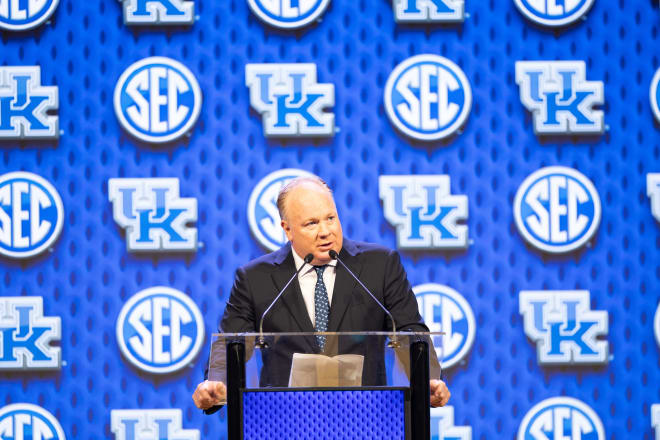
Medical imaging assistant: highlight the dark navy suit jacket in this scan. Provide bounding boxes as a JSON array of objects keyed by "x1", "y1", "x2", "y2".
[{"x1": 205, "y1": 239, "x2": 431, "y2": 413}]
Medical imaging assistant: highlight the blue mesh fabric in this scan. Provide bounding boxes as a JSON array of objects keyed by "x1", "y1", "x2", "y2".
[
  {"x1": 0, "y1": 0, "x2": 659, "y2": 439},
  {"x1": 243, "y1": 390, "x2": 405, "y2": 439}
]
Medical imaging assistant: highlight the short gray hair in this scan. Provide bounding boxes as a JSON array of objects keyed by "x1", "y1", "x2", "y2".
[{"x1": 277, "y1": 176, "x2": 332, "y2": 221}]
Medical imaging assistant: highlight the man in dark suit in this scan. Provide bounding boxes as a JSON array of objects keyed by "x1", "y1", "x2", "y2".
[{"x1": 193, "y1": 175, "x2": 450, "y2": 409}]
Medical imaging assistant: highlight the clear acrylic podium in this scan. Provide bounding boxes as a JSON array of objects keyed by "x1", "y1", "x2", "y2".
[{"x1": 208, "y1": 331, "x2": 443, "y2": 440}]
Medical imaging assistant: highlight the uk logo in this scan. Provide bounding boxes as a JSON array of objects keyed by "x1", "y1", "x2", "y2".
[
  {"x1": 108, "y1": 178, "x2": 198, "y2": 253},
  {"x1": 116, "y1": 287, "x2": 204, "y2": 374},
  {"x1": 430, "y1": 406, "x2": 472, "y2": 440},
  {"x1": 0, "y1": 66, "x2": 59, "y2": 140},
  {"x1": 246, "y1": 63, "x2": 335, "y2": 138},
  {"x1": 119, "y1": 0, "x2": 195, "y2": 25},
  {"x1": 514, "y1": 166, "x2": 600, "y2": 254},
  {"x1": 413, "y1": 284, "x2": 475, "y2": 369},
  {"x1": 518, "y1": 397, "x2": 605, "y2": 440},
  {"x1": 0, "y1": 0, "x2": 59, "y2": 31},
  {"x1": 652, "y1": 404, "x2": 660, "y2": 440},
  {"x1": 385, "y1": 54, "x2": 471, "y2": 141},
  {"x1": 392, "y1": 0, "x2": 465, "y2": 23},
  {"x1": 515, "y1": 61, "x2": 604, "y2": 136},
  {"x1": 514, "y1": 0, "x2": 595, "y2": 27},
  {"x1": 519, "y1": 290, "x2": 608, "y2": 365},
  {"x1": 0, "y1": 404, "x2": 66, "y2": 440},
  {"x1": 114, "y1": 57, "x2": 202, "y2": 143},
  {"x1": 0, "y1": 172, "x2": 64, "y2": 259},
  {"x1": 111, "y1": 409, "x2": 199, "y2": 440},
  {"x1": 0, "y1": 297, "x2": 61, "y2": 370},
  {"x1": 379, "y1": 175, "x2": 468, "y2": 250},
  {"x1": 651, "y1": 68, "x2": 660, "y2": 124},
  {"x1": 647, "y1": 173, "x2": 660, "y2": 223},
  {"x1": 247, "y1": 0, "x2": 330, "y2": 29},
  {"x1": 248, "y1": 168, "x2": 314, "y2": 251}
]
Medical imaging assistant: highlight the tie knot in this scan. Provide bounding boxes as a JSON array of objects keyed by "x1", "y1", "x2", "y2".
[{"x1": 314, "y1": 265, "x2": 326, "y2": 277}]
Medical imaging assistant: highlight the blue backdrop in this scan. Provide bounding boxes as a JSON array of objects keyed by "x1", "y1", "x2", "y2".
[{"x1": 1, "y1": 0, "x2": 659, "y2": 438}]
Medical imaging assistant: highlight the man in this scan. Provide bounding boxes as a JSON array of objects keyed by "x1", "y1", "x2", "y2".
[{"x1": 193, "y1": 175, "x2": 450, "y2": 410}]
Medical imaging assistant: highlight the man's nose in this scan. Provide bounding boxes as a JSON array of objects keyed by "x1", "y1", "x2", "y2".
[{"x1": 318, "y1": 221, "x2": 330, "y2": 237}]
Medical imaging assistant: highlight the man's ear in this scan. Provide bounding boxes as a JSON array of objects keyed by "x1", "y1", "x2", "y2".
[{"x1": 281, "y1": 220, "x2": 293, "y2": 242}]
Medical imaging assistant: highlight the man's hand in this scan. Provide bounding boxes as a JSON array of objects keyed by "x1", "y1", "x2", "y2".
[
  {"x1": 430, "y1": 379, "x2": 451, "y2": 407},
  {"x1": 192, "y1": 380, "x2": 227, "y2": 410}
]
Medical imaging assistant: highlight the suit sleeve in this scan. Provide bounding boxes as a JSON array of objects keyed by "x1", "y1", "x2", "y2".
[
  {"x1": 382, "y1": 249, "x2": 428, "y2": 332},
  {"x1": 220, "y1": 266, "x2": 257, "y2": 333},
  {"x1": 382, "y1": 249, "x2": 442, "y2": 379},
  {"x1": 203, "y1": 266, "x2": 256, "y2": 415}
]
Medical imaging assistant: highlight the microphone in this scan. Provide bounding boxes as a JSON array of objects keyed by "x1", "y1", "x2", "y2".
[
  {"x1": 256, "y1": 252, "x2": 314, "y2": 349},
  {"x1": 328, "y1": 250, "x2": 400, "y2": 348}
]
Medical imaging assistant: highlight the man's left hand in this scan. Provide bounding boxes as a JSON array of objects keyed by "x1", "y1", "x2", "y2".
[{"x1": 430, "y1": 379, "x2": 451, "y2": 407}]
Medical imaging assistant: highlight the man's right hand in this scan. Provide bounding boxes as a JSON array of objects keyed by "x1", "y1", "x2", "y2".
[{"x1": 192, "y1": 380, "x2": 227, "y2": 410}]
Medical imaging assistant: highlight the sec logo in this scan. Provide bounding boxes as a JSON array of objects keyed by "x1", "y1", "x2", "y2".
[
  {"x1": 518, "y1": 397, "x2": 605, "y2": 440},
  {"x1": 0, "y1": 403, "x2": 66, "y2": 440},
  {"x1": 413, "y1": 284, "x2": 475, "y2": 369},
  {"x1": 514, "y1": 166, "x2": 600, "y2": 254},
  {"x1": 0, "y1": 0, "x2": 59, "y2": 31},
  {"x1": 116, "y1": 286, "x2": 204, "y2": 374},
  {"x1": 514, "y1": 0, "x2": 595, "y2": 27},
  {"x1": 247, "y1": 0, "x2": 330, "y2": 29},
  {"x1": 384, "y1": 54, "x2": 471, "y2": 141},
  {"x1": 114, "y1": 57, "x2": 202, "y2": 144},
  {"x1": 247, "y1": 168, "x2": 315, "y2": 251},
  {"x1": 0, "y1": 172, "x2": 63, "y2": 259}
]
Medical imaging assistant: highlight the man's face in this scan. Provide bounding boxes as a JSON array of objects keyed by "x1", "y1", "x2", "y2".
[{"x1": 281, "y1": 183, "x2": 343, "y2": 265}]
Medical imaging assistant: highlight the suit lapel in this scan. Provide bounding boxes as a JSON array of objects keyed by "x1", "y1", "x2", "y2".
[
  {"x1": 327, "y1": 244, "x2": 361, "y2": 332},
  {"x1": 271, "y1": 251, "x2": 316, "y2": 334}
]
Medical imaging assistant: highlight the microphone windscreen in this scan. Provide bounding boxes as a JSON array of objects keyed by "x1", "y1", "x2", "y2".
[
  {"x1": 329, "y1": 250, "x2": 338, "y2": 259},
  {"x1": 304, "y1": 253, "x2": 314, "y2": 263}
]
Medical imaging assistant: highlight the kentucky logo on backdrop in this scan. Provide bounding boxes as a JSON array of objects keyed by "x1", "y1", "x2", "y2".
[
  {"x1": 108, "y1": 178, "x2": 198, "y2": 252},
  {"x1": 0, "y1": 171, "x2": 64, "y2": 259},
  {"x1": 0, "y1": 403, "x2": 66, "y2": 440},
  {"x1": 247, "y1": 0, "x2": 330, "y2": 29},
  {"x1": 245, "y1": 63, "x2": 335, "y2": 137},
  {"x1": 514, "y1": 0, "x2": 595, "y2": 27},
  {"x1": 392, "y1": 0, "x2": 465, "y2": 23},
  {"x1": 0, "y1": 66, "x2": 59, "y2": 139},
  {"x1": 111, "y1": 409, "x2": 199, "y2": 440},
  {"x1": 116, "y1": 286, "x2": 204, "y2": 374},
  {"x1": 119, "y1": 0, "x2": 195, "y2": 25},
  {"x1": 514, "y1": 166, "x2": 600, "y2": 254},
  {"x1": 248, "y1": 168, "x2": 314, "y2": 251},
  {"x1": 0, "y1": 0, "x2": 59, "y2": 31},
  {"x1": 379, "y1": 175, "x2": 468, "y2": 250},
  {"x1": 519, "y1": 290, "x2": 608, "y2": 365},
  {"x1": 430, "y1": 406, "x2": 472, "y2": 440},
  {"x1": 384, "y1": 54, "x2": 471, "y2": 141},
  {"x1": 413, "y1": 284, "x2": 475, "y2": 369},
  {"x1": 518, "y1": 397, "x2": 605, "y2": 440},
  {"x1": 114, "y1": 57, "x2": 202, "y2": 143},
  {"x1": 0, "y1": 297, "x2": 61, "y2": 370},
  {"x1": 515, "y1": 61, "x2": 604, "y2": 136},
  {"x1": 647, "y1": 173, "x2": 660, "y2": 223},
  {"x1": 651, "y1": 68, "x2": 660, "y2": 124},
  {"x1": 652, "y1": 404, "x2": 660, "y2": 440}
]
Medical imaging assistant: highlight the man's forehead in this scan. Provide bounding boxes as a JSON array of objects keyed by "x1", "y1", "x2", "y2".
[{"x1": 286, "y1": 184, "x2": 336, "y2": 214}]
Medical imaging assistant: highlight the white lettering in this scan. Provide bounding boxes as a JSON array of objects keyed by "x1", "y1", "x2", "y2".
[
  {"x1": 125, "y1": 69, "x2": 150, "y2": 132},
  {"x1": 12, "y1": 182, "x2": 29, "y2": 249}
]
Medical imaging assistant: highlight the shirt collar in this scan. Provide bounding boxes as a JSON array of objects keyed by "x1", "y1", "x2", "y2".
[{"x1": 291, "y1": 248, "x2": 337, "y2": 273}]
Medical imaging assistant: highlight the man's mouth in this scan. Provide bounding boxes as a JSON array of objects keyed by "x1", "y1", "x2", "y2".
[{"x1": 318, "y1": 242, "x2": 333, "y2": 250}]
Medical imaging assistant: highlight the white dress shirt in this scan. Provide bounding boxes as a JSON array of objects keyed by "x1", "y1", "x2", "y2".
[{"x1": 292, "y1": 250, "x2": 337, "y2": 325}]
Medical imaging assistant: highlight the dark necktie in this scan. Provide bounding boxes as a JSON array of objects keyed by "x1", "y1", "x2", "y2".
[{"x1": 313, "y1": 265, "x2": 330, "y2": 350}]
